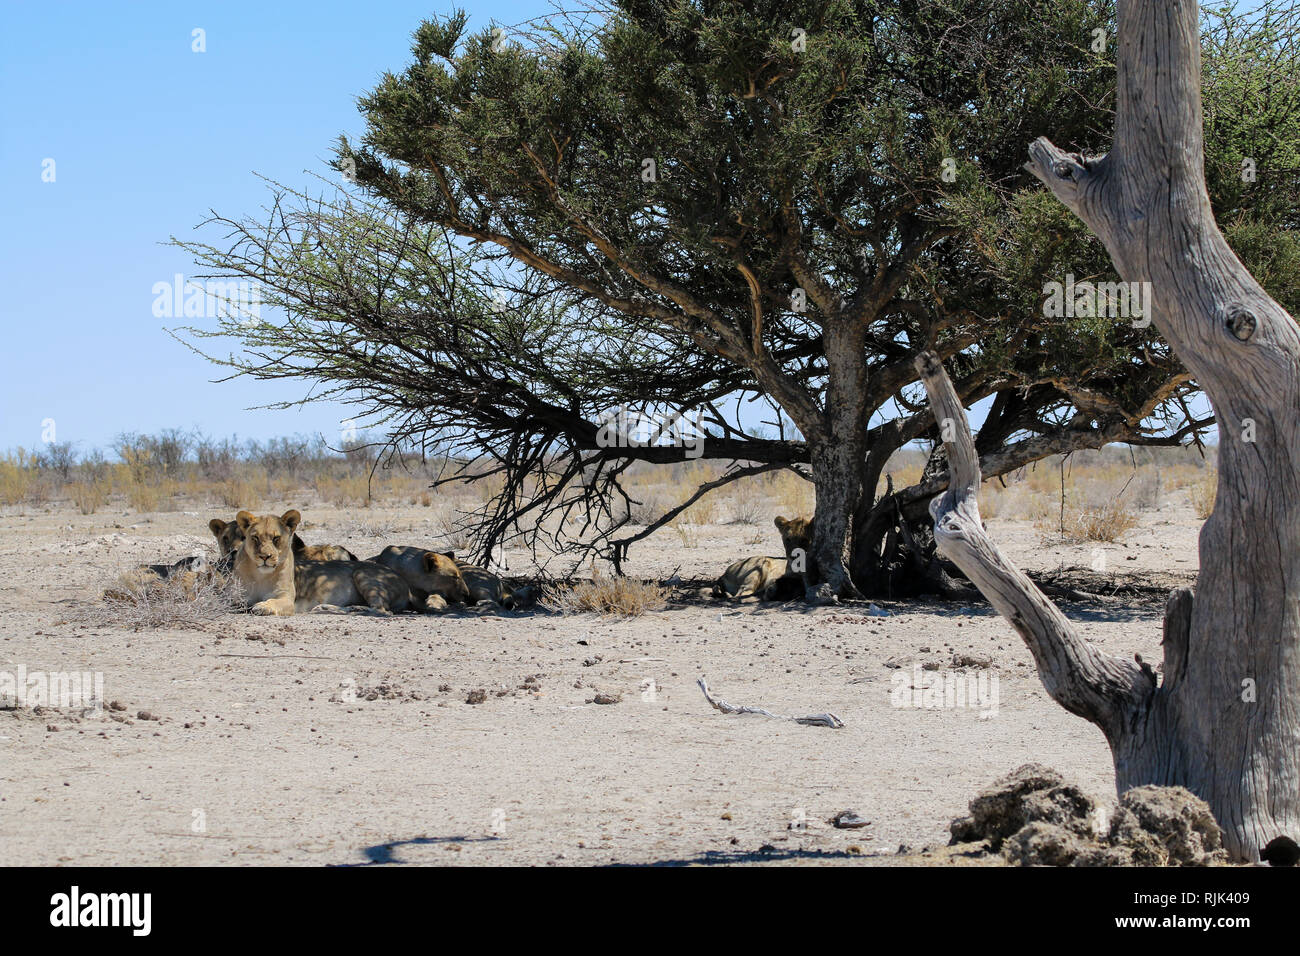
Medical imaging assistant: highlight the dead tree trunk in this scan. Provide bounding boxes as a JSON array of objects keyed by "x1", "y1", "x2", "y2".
[{"x1": 913, "y1": 0, "x2": 1300, "y2": 861}]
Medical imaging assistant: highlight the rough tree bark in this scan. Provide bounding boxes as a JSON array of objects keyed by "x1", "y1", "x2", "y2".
[{"x1": 914, "y1": 0, "x2": 1300, "y2": 862}]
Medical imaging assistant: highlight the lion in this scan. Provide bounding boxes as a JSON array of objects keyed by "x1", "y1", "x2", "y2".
[
  {"x1": 292, "y1": 558, "x2": 419, "y2": 615},
  {"x1": 453, "y1": 557, "x2": 520, "y2": 607},
  {"x1": 209, "y1": 517, "x2": 246, "y2": 557},
  {"x1": 774, "y1": 514, "x2": 817, "y2": 589},
  {"x1": 292, "y1": 537, "x2": 358, "y2": 563},
  {"x1": 211, "y1": 515, "x2": 355, "y2": 562},
  {"x1": 233, "y1": 510, "x2": 300, "y2": 616},
  {"x1": 708, "y1": 555, "x2": 801, "y2": 601},
  {"x1": 367, "y1": 546, "x2": 473, "y2": 608},
  {"x1": 116, "y1": 518, "x2": 238, "y2": 591}
]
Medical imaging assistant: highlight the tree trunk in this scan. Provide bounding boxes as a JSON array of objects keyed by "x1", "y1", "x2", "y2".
[
  {"x1": 806, "y1": 320, "x2": 869, "y2": 599},
  {"x1": 911, "y1": 0, "x2": 1300, "y2": 860}
]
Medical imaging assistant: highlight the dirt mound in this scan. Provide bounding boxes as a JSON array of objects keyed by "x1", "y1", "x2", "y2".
[
  {"x1": 950, "y1": 764, "x2": 1227, "y2": 866},
  {"x1": 949, "y1": 764, "x2": 1097, "y2": 849}
]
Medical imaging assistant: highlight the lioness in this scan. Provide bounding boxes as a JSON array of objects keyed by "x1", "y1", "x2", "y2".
[
  {"x1": 774, "y1": 514, "x2": 817, "y2": 588},
  {"x1": 209, "y1": 517, "x2": 246, "y2": 557},
  {"x1": 121, "y1": 519, "x2": 238, "y2": 588},
  {"x1": 233, "y1": 510, "x2": 300, "y2": 616},
  {"x1": 293, "y1": 558, "x2": 418, "y2": 615},
  {"x1": 292, "y1": 537, "x2": 358, "y2": 562},
  {"x1": 368, "y1": 546, "x2": 472, "y2": 607},
  {"x1": 211, "y1": 515, "x2": 355, "y2": 562},
  {"x1": 455, "y1": 558, "x2": 516, "y2": 607},
  {"x1": 710, "y1": 555, "x2": 802, "y2": 601}
]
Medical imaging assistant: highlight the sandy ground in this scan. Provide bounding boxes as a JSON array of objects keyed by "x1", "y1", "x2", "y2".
[{"x1": 0, "y1": 497, "x2": 1200, "y2": 865}]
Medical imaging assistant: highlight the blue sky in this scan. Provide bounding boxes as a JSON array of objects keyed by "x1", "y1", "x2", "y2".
[{"x1": 0, "y1": 0, "x2": 544, "y2": 455}]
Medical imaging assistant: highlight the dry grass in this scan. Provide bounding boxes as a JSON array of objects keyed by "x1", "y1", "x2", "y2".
[
  {"x1": 672, "y1": 521, "x2": 702, "y2": 549},
  {"x1": 768, "y1": 469, "x2": 813, "y2": 516},
  {"x1": 1190, "y1": 468, "x2": 1217, "y2": 520},
  {"x1": 542, "y1": 567, "x2": 668, "y2": 617},
  {"x1": 1037, "y1": 497, "x2": 1141, "y2": 543},
  {"x1": 0, "y1": 451, "x2": 35, "y2": 505},
  {"x1": 315, "y1": 474, "x2": 372, "y2": 507},
  {"x1": 70, "y1": 480, "x2": 109, "y2": 515},
  {"x1": 86, "y1": 565, "x2": 246, "y2": 630}
]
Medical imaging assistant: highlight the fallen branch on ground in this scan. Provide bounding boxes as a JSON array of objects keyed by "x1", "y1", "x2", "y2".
[{"x1": 696, "y1": 677, "x2": 844, "y2": 728}]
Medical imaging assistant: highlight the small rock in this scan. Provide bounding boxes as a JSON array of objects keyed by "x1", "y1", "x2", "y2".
[{"x1": 829, "y1": 810, "x2": 872, "y2": 829}]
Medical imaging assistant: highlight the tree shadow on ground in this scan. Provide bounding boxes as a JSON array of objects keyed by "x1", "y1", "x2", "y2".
[{"x1": 334, "y1": 834, "x2": 503, "y2": 866}]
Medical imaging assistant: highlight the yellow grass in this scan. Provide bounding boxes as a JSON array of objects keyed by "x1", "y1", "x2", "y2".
[
  {"x1": 543, "y1": 567, "x2": 668, "y2": 617},
  {"x1": 1190, "y1": 468, "x2": 1217, "y2": 520},
  {"x1": 70, "y1": 480, "x2": 109, "y2": 515}
]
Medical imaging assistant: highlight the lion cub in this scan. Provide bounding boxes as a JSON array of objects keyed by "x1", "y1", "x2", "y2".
[{"x1": 368, "y1": 546, "x2": 473, "y2": 609}]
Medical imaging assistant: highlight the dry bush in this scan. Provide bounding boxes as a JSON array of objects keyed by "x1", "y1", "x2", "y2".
[
  {"x1": 70, "y1": 480, "x2": 109, "y2": 515},
  {"x1": 543, "y1": 568, "x2": 668, "y2": 617},
  {"x1": 727, "y1": 494, "x2": 764, "y2": 525},
  {"x1": 979, "y1": 483, "x2": 1003, "y2": 519},
  {"x1": 1038, "y1": 497, "x2": 1140, "y2": 543},
  {"x1": 86, "y1": 566, "x2": 245, "y2": 630},
  {"x1": 684, "y1": 495, "x2": 718, "y2": 524},
  {"x1": 126, "y1": 479, "x2": 162, "y2": 513},
  {"x1": 432, "y1": 509, "x2": 474, "y2": 551},
  {"x1": 626, "y1": 485, "x2": 668, "y2": 525},
  {"x1": 0, "y1": 451, "x2": 34, "y2": 505},
  {"x1": 218, "y1": 477, "x2": 260, "y2": 510},
  {"x1": 316, "y1": 474, "x2": 371, "y2": 507},
  {"x1": 672, "y1": 521, "x2": 701, "y2": 549},
  {"x1": 769, "y1": 469, "x2": 813, "y2": 516},
  {"x1": 1069, "y1": 500, "x2": 1141, "y2": 542},
  {"x1": 1190, "y1": 468, "x2": 1217, "y2": 520}
]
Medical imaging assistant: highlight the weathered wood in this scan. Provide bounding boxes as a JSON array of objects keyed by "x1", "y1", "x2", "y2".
[
  {"x1": 910, "y1": 0, "x2": 1300, "y2": 862},
  {"x1": 696, "y1": 678, "x2": 845, "y2": 729},
  {"x1": 914, "y1": 352, "x2": 1151, "y2": 739},
  {"x1": 1023, "y1": 0, "x2": 1300, "y2": 861}
]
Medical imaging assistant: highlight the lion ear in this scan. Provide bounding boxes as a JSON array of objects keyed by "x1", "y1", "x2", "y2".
[
  {"x1": 774, "y1": 516, "x2": 787, "y2": 531},
  {"x1": 422, "y1": 552, "x2": 438, "y2": 572},
  {"x1": 442, "y1": 551, "x2": 456, "y2": 562},
  {"x1": 209, "y1": 518, "x2": 227, "y2": 537},
  {"x1": 235, "y1": 511, "x2": 255, "y2": 531},
  {"x1": 281, "y1": 510, "x2": 301, "y2": 532}
]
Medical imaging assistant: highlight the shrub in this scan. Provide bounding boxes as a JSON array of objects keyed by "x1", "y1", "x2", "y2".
[{"x1": 543, "y1": 568, "x2": 668, "y2": 617}]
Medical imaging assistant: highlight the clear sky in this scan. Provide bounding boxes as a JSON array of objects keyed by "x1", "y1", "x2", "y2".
[{"x1": 0, "y1": 0, "x2": 545, "y2": 455}]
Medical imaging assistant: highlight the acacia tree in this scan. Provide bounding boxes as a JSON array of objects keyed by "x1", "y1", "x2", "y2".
[
  {"x1": 918, "y1": 0, "x2": 1300, "y2": 861},
  {"x1": 334, "y1": 0, "x2": 1152, "y2": 596},
  {"x1": 332, "y1": 0, "x2": 1300, "y2": 596},
  {"x1": 179, "y1": 0, "x2": 1298, "y2": 595}
]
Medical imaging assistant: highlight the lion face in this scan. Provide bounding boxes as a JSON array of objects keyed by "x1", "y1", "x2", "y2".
[
  {"x1": 209, "y1": 517, "x2": 245, "y2": 557},
  {"x1": 421, "y1": 550, "x2": 472, "y2": 604},
  {"x1": 774, "y1": 515, "x2": 814, "y2": 558},
  {"x1": 235, "y1": 510, "x2": 300, "y2": 573}
]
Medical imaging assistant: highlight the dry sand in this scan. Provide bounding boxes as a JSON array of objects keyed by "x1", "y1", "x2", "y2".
[{"x1": 0, "y1": 498, "x2": 1200, "y2": 865}]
